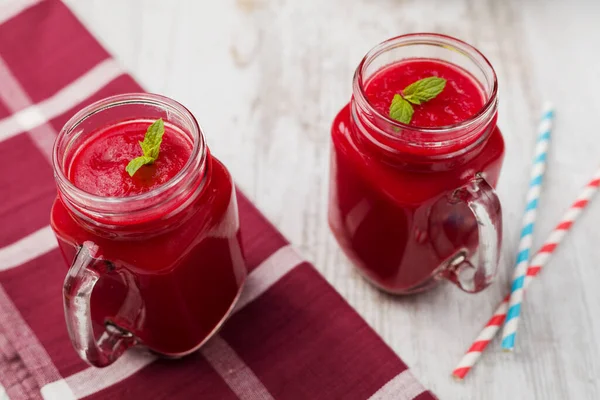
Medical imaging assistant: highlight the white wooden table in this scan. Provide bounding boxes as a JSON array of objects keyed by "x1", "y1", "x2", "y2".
[{"x1": 62, "y1": 1, "x2": 600, "y2": 399}]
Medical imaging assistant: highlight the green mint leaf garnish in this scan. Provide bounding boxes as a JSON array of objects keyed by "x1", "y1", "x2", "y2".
[
  {"x1": 389, "y1": 94, "x2": 414, "y2": 125},
  {"x1": 125, "y1": 118, "x2": 165, "y2": 177},
  {"x1": 139, "y1": 118, "x2": 165, "y2": 159},
  {"x1": 125, "y1": 156, "x2": 156, "y2": 177},
  {"x1": 388, "y1": 76, "x2": 446, "y2": 124},
  {"x1": 403, "y1": 77, "x2": 446, "y2": 105}
]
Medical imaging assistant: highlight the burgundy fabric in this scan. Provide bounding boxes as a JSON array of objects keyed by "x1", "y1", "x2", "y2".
[
  {"x1": 0, "y1": 134, "x2": 55, "y2": 245},
  {"x1": 0, "y1": 1, "x2": 437, "y2": 399}
]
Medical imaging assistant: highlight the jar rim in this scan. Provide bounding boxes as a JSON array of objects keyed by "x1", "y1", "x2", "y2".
[
  {"x1": 52, "y1": 93, "x2": 207, "y2": 218},
  {"x1": 353, "y1": 33, "x2": 498, "y2": 144}
]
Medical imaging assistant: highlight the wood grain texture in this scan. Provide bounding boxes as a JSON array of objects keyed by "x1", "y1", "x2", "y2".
[{"x1": 61, "y1": 1, "x2": 600, "y2": 399}]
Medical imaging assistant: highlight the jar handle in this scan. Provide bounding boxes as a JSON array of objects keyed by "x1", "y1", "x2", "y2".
[
  {"x1": 63, "y1": 241, "x2": 137, "y2": 367},
  {"x1": 441, "y1": 174, "x2": 502, "y2": 292}
]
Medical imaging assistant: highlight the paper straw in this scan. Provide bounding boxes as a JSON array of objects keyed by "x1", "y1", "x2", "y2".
[
  {"x1": 453, "y1": 167, "x2": 600, "y2": 380},
  {"x1": 501, "y1": 103, "x2": 554, "y2": 351}
]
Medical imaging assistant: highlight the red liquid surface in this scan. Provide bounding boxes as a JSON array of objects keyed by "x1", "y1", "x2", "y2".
[
  {"x1": 329, "y1": 59, "x2": 504, "y2": 293},
  {"x1": 69, "y1": 120, "x2": 192, "y2": 197},
  {"x1": 51, "y1": 120, "x2": 246, "y2": 355},
  {"x1": 365, "y1": 58, "x2": 486, "y2": 127}
]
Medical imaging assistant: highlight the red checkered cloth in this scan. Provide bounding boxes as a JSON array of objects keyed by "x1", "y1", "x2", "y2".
[{"x1": 0, "y1": 1, "x2": 437, "y2": 399}]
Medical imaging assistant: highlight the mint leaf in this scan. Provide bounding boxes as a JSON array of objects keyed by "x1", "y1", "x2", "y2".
[
  {"x1": 125, "y1": 118, "x2": 165, "y2": 177},
  {"x1": 126, "y1": 156, "x2": 155, "y2": 177},
  {"x1": 403, "y1": 77, "x2": 446, "y2": 105},
  {"x1": 139, "y1": 118, "x2": 165, "y2": 159},
  {"x1": 389, "y1": 94, "x2": 414, "y2": 124}
]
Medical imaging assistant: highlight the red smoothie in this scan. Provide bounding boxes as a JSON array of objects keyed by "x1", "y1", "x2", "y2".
[
  {"x1": 329, "y1": 58, "x2": 504, "y2": 293},
  {"x1": 52, "y1": 118, "x2": 246, "y2": 356},
  {"x1": 365, "y1": 59, "x2": 486, "y2": 128},
  {"x1": 68, "y1": 119, "x2": 192, "y2": 197}
]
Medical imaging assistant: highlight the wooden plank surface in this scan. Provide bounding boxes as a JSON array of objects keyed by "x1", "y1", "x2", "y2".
[{"x1": 61, "y1": 1, "x2": 600, "y2": 399}]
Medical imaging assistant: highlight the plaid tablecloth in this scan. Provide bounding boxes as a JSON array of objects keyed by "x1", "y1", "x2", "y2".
[{"x1": 0, "y1": 1, "x2": 437, "y2": 399}]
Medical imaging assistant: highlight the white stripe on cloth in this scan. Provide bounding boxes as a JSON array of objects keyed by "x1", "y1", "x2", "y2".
[
  {"x1": 41, "y1": 351, "x2": 156, "y2": 400},
  {"x1": 0, "y1": 59, "x2": 124, "y2": 143},
  {"x1": 0, "y1": 0, "x2": 42, "y2": 25},
  {"x1": 39, "y1": 245, "x2": 304, "y2": 399},
  {"x1": 233, "y1": 244, "x2": 304, "y2": 312},
  {"x1": 0, "y1": 226, "x2": 58, "y2": 271},
  {"x1": 0, "y1": 384, "x2": 8, "y2": 400},
  {"x1": 201, "y1": 335, "x2": 275, "y2": 400},
  {"x1": 0, "y1": 285, "x2": 75, "y2": 399},
  {"x1": 368, "y1": 369, "x2": 427, "y2": 400},
  {"x1": 0, "y1": 56, "x2": 57, "y2": 162}
]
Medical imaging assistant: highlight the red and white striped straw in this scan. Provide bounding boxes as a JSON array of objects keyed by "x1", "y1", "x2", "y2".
[{"x1": 453, "y1": 167, "x2": 600, "y2": 380}]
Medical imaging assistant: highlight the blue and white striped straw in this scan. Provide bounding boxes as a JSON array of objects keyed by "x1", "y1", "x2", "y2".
[{"x1": 501, "y1": 102, "x2": 554, "y2": 351}]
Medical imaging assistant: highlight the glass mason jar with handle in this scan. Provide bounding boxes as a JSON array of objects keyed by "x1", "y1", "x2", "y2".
[
  {"x1": 51, "y1": 93, "x2": 247, "y2": 367},
  {"x1": 328, "y1": 34, "x2": 505, "y2": 294}
]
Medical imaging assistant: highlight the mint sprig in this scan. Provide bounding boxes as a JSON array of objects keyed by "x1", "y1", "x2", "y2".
[
  {"x1": 389, "y1": 94, "x2": 414, "y2": 126},
  {"x1": 125, "y1": 118, "x2": 165, "y2": 177},
  {"x1": 388, "y1": 76, "x2": 446, "y2": 124}
]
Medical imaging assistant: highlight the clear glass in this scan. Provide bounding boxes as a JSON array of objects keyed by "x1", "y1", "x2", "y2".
[
  {"x1": 328, "y1": 34, "x2": 505, "y2": 294},
  {"x1": 52, "y1": 93, "x2": 247, "y2": 367}
]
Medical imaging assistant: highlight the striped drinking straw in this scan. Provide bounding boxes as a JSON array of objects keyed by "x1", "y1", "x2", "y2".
[
  {"x1": 501, "y1": 103, "x2": 554, "y2": 351},
  {"x1": 453, "y1": 167, "x2": 600, "y2": 380}
]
